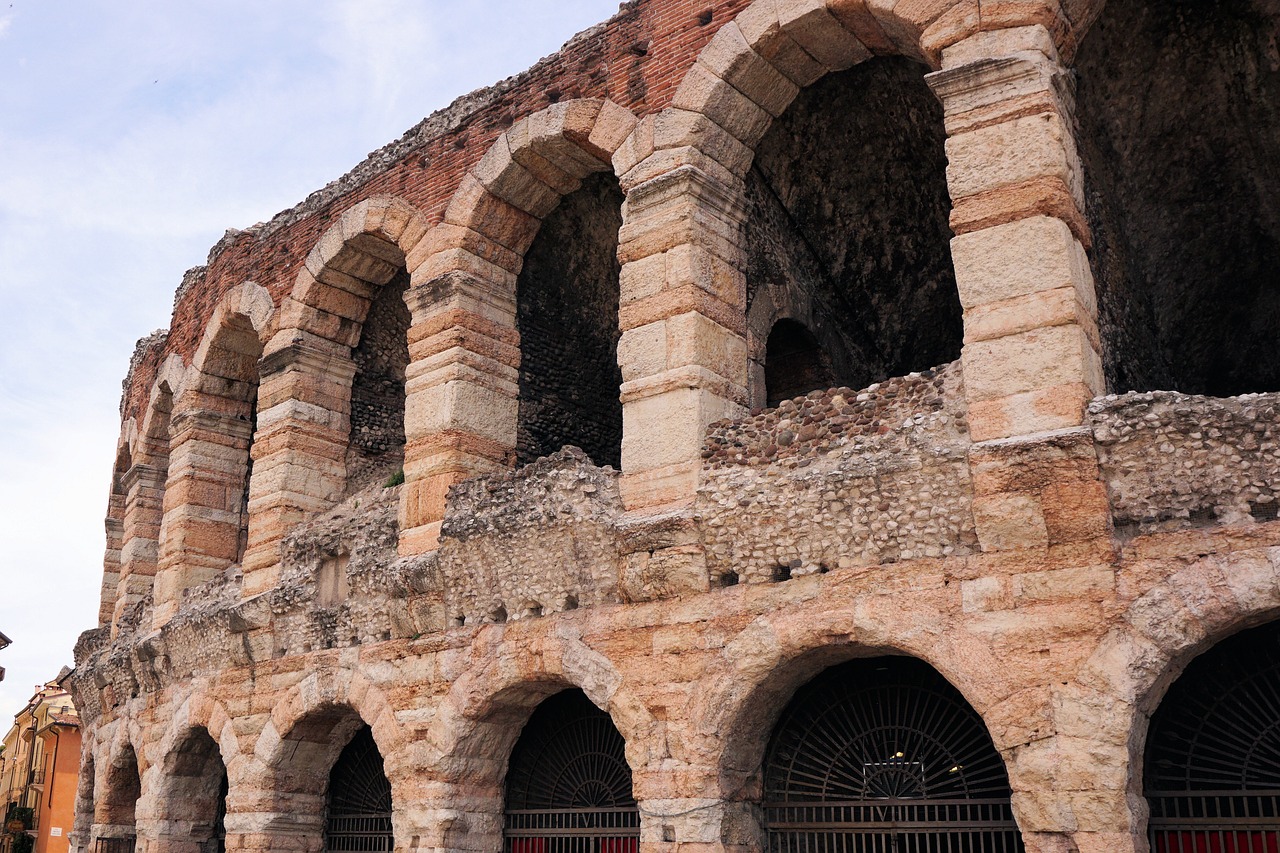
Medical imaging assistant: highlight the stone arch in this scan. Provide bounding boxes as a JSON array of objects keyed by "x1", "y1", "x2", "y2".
[
  {"x1": 253, "y1": 671, "x2": 404, "y2": 853},
  {"x1": 114, "y1": 356, "x2": 190, "y2": 634},
  {"x1": 399, "y1": 99, "x2": 638, "y2": 552},
  {"x1": 421, "y1": 632, "x2": 657, "y2": 852},
  {"x1": 95, "y1": 731, "x2": 144, "y2": 840},
  {"x1": 1071, "y1": 550, "x2": 1280, "y2": 848},
  {"x1": 148, "y1": 725, "x2": 229, "y2": 853},
  {"x1": 153, "y1": 283, "x2": 273, "y2": 626},
  {"x1": 244, "y1": 196, "x2": 427, "y2": 594}
]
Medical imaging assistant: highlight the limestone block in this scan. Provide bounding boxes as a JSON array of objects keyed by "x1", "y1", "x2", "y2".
[
  {"x1": 622, "y1": 384, "x2": 744, "y2": 471},
  {"x1": 972, "y1": 492, "x2": 1048, "y2": 551},
  {"x1": 967, "y1": 383, "x2": 1097, "y2": 442},
  {"x1": 472, "y1": 134, "x2": 562, "y2": 219},
  {"x1": 775, "y1": 0, "x2": 871, "y2": 70},
  {"x1": 404, "y1": 379, "x2": 517, "y2": 448},
  {"x1": 962, "y1": 324, "x2": 1101, "y2": 402},
  {"x1": 587, "y1": 100, "x2": 639, "y2": 161},
  {"x1": 671, "y1": 62, "x2": 774, "y2": 148},
  {"x1": 945, "y1": 112, "x2": 1077, "y2": 201},
  {"x1": 941, "y1": 23, "x2": 1060, "y2": 68},
  {"x1": 663, "y1": 312, "x2": 749, "y2": 385},
  {"x1": 963, "y1": 287, "x2": 1093, "y2": 346},
  {"x1": 697, "y1": 22, "x2": 800, "y2": 118},
  {"x1": 617, "y1": 324, "x2": 668, "y2": 383},
  {"x1": 652, "y1": 109, "x2": 753, "y2": 177},
  {"x1": 951, "y1": 216, "x2": 1094, "y2": 311},
  {"x1": 735, "y1": 0, "x2": 828, "y2": 87}
]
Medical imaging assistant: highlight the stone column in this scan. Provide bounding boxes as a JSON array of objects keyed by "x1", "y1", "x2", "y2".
[
  {"x1": 927, "y1": 26, "x2": 1112, "y2": 558},
  {"x1": 927, "y1": 26, "x2": 1102, "y2": 444},
  {"x1": 100, "y1": 496, "x2": 125, "y2": 627},
  {"x1": 398, "y1": 266, "x2": 520, "y2": 555},
  {"x1": 241, "y1": 331, "x2": 355, "y2": 596},
  {"x1": 615, "y1": 158, "x2": 749, "y2": 512},
  {"x1": 153, "y1": 407, "x2": 254, "y2": 627},
  {"x1": 113, "y1": 464, "x2": 166, "y2": 633}
]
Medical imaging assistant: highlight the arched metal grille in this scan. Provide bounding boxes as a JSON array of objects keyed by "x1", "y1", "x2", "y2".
[
  {"x1": 1146, "y1": 621, "x2": 1280, "y2": 852},
  {"x1": 325, "y1": 726, "x2": 393, "y2": 853},
  {"x1": 764, "y1": 657, "x2": 1024, "y2": 852},
  {"x1": 504, "y1": 690, "x2": 638, "y2": 853}
]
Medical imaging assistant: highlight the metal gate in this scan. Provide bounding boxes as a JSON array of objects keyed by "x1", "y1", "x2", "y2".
[
  {"x1": 325, "y1": 726, "x2": 393, "y2": 853},
  {"x1": 504, "y1": 690, "x2": 639, "y2": 853},
  {"x1": 1146, "y1": 622, "x2": 1280, "y2": 853},
  {"x1": 764, "y1": 658, "x2": 1024, "y2": 853}
]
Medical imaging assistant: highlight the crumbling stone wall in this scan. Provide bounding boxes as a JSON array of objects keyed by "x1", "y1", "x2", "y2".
[
  {"x1": 745, "y1": 58, "x2": 961, "y2": 392},
  {"x1": 699, "y1": 362, "x2": 975, "y2": 582},
  {"x1": 516, "y1": 174, "x2": 625, "y2": 469},
  {"x1": 346, "y1": 270, "x2": 410, "y2": 492},
  {"x1": 1090, "y1": 391, "x2": 1280, "y2": 534},
  {"x1": 1076, "y1": 0, "x2": 1280, "y2": 395},
  {"x1": 438, "y1": 448, "x2": 623, "y2": 625}
]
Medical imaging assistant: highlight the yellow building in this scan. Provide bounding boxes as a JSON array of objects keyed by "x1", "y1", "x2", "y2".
[{"x1": 1, "y1": 672, "x2": 80, "y2": 853}]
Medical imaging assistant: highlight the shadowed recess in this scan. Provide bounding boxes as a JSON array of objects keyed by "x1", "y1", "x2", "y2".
[{"x1": 1076, "y1": 0, "x2": 1280, "y2": 396}]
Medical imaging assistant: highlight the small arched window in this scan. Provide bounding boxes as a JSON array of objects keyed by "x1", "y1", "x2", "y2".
[{"x1": 765, "y1": 319, "x2": 834, "y2": 407}]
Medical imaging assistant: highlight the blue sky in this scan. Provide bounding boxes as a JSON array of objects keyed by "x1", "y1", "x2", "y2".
[{"x1": 0, "y1": 0, "x2": 621, "y2": 717}]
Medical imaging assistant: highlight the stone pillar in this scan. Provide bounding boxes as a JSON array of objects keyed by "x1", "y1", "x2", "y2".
[
  {"x1": 241, "y1": 331, "x2": 355, "y2": 596},
  {"x1": 100, "y1": 495, "x2": 125, "y2": 627},
  {"x1": 399, "y1": 265, "x2": 520, "y2": 555},
  {"x1": 113, "y1": 464, "x2": 166, "y2": 633},
  {"x1": 153, "y1": 407, "x2": 254, "y2": 627},
  {"x1": 615, "y1": 158, "x2": 749, "y2": 512},
  {"x1": 927, "y1": 26, "x2": 1103, "y2": 444},
  {"x1": 927, "y1": 26, "x2": 1112, "y2": 558}
]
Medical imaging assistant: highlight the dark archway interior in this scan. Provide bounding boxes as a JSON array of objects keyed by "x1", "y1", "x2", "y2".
[
  {"x1": 347, "y1": 269, "x2": 410, "y2": 491},
  {"x1": 162, "y1": 729, "x2": 227, "y2": 853},
  {"x1": 1076, "y1": 0, "x2": 1280, "y2": 396},
  {"x1": 516, "y1": 172, "x2": 625, "y2": 468},
  {"x1": 101, "y1": 745, "x2": 140, "y2": 828},
  {"x1": 1145, "y1": 620, "x2": 1280, "y2": 843},
  {"x1": 325, "y1": 725, "x2": 392, "y2": 853},
  {"x1": 505, "y1": 689, "x2": 634, "y2": 811},
  {"x1": 765, "y1": 320, "x2": 834, "y2": 407},
  {"x1": 762, "y1": 657, "x2": 1021, "y2": 848},
  {"x1": 746, "y1": 57, "x2": 961, "y2": 399}
]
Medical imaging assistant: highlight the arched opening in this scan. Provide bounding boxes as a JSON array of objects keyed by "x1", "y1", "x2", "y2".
[
  {"x1": 745, "y1": 57, "x2": 961, "y2": 406},
  {"x1": 764, "y1": 319, "x2": 834, "y2": 408},
  {"x1": 345, "y1": 269, "x2": 410, "y2": 493},
  {"x1": 324, "y1": 726, "x2": 392, "y2": 853},
  {"x1": 503, "y1": 689, "x2": 637, "y2": 853},
  {"x1": 515, "y1": 172, "x2": 625, "y2": 469},
  {"x1": 96, "y1": 745, "x2": 140, "y2": 853},
  {"x1": 763, "y1": 657, "x2": 1022, "y2": 851},
  {"x1": 1145, "y1": 620, "x2": 1280, "y2": 850},
  {"x1": 1075, "y1": 0, "x2": 1280, "y2": 396},
  {"x1": 155, "y1": 728, "x2": 227, "y2": 853},
  {"x1": 269, "y1": 708, "x2": 392, "y2": 853}
]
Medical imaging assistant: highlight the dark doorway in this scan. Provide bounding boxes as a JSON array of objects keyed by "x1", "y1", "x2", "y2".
[{"x1": 325, "y1": 726, "x2": 393, "y2": 853}]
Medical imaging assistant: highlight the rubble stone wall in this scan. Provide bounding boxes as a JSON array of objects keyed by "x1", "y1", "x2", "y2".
[
  {"x1": 1090, "y1": 391, "x2": 1280, "y2": 533},
  {"x1": 699, "y1": 363, "x2": 976, "y2": 582}
]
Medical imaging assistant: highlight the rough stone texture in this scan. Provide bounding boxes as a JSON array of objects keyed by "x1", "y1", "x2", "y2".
[
  {"x1": 438, "y1": 447, "x2": 624, "y2": 623},
  {"x1": 346, "y1": 271, "x2": 410, "y2": 493},
  {"x1": 68, "y1": 4, "x2": 1280, "y2": 853},
  {"x1": 516, "y1": 174, "x2": 625, "y2": 469},
  {"x1": 700, "y1": 362, "x2": 976, "y2": 581},
  {"x1": 1090, "y1": 391, "x2": 1280, "y2": 534},
  {"x1": 1075, "y1": 0, "x2": 1280, "y2": 396},
  {"x1": 744, "y1": 58, "x2": 961, "y2": 393}
]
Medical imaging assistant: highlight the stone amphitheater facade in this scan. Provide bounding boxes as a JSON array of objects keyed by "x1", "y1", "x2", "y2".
[{"x1": 67, "y1": 1, "x2": 1280, "y2": 852}]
